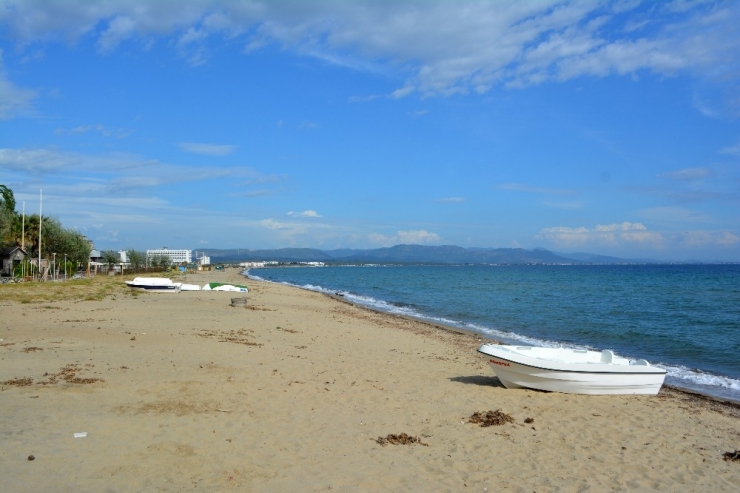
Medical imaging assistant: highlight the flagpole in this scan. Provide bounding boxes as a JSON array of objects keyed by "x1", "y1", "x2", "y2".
[
  {"x1": 38, "y1": 189, "x2": 42, "y2": 281},
  {"x1": 22, "y1": 201, "x2": 26, "y2": 278},
  {"x1": 22, "y1": 201, "x2": 25, "y2": 251}
]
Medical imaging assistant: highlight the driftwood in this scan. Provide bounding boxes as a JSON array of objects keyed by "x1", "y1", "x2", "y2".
[{"x1": 230, "y1": 297, "x2": 248, "y2": 307}]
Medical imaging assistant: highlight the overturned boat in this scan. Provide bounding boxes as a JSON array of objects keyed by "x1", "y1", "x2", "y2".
[
  {"x1": 125, "y1": 277, "x2": 181, "y2": 293},
  {"x1": 201, "y1": 282, "x2": 248, "y2": 292},
  {"x1": 477, "y1": 344, "x2": 666, "y2": 395}
]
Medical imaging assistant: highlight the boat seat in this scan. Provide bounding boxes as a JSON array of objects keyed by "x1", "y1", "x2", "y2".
[
  {"x1": 600, "y1": 349, "x2": 614, "y2": 364},
  {"x1": 633, "y1": 359, "x2": 649, "y2": 366}
]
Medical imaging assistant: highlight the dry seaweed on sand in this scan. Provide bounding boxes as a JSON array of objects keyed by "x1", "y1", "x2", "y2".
[
  {"x1": 38, "y1": 364, "x2": 104, "y2": 385},
  {"x1": 724, "y1": 450, "x2": 740, "y2": 461},
  {"x1": 375, "y1": 433, "x2": 428, "y2": 447},
  {"x1": 468, "y1": 410, "x2": 515, "y2": 427},
  {"x1": 2, "y1": 377, "x2": 33, "y2": 386}
]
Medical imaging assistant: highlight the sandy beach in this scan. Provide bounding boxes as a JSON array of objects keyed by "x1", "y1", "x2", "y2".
[{"x1": 2, "y1": 269, "x2": 739, "y2": 492}]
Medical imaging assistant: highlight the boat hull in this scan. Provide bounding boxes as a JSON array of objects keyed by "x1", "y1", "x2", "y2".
[
  {"x1": 478, "y1": 344, "x2": 666, "y2": 396},
  {"x1": 125, "y1": 277, "x2": 181, "y2": 293}
]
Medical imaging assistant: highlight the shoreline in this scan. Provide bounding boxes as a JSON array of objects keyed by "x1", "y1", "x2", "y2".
[
  {"x1": 2, "y1": 269, "x2": 739, "y2": 491},
  {"x1": 251, "y1": 271, "x2": 740, "y2": 405}
]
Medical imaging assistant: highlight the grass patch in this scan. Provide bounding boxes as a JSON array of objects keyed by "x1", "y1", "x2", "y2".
[{"x1": 0, "y1": 275, "x2": 135, "y2": 303}]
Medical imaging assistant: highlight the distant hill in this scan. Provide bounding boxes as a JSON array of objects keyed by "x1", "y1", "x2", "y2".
[
  {"x1": 197, "y1": 244, "x2": 600, "y2": 264},
  {"x1": 197, "y1": 248, "x2": 333, "y2": 263},
  {"x1": 553, "y1": 251, "x2": 659, "y2": 264},
  {"x1": 324, "y1": 245, "x2": 573, "y2": 264}
]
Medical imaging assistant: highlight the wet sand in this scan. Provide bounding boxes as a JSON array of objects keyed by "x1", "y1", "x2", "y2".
[{"x1": 1, "y1": 270, "x2": 739, "y2": 491}]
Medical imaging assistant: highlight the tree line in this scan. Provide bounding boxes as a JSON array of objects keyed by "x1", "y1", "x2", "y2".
[
  {"x1": 98, "y1": 249, "x2": 174, "y2": 271},
  {"x1": 1, "y1": 185, "x2": 92, "y2": 276},
  {"x1": 1, "y1": 185, "x2": 182, "y2": 276}
]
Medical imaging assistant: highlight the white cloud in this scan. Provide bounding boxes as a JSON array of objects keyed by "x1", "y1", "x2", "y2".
[
  {"x1": 3, "y1": 1, "x2": 737, "y2": 99},
  {"x1": 638, "y1": 206, "x2": 709, "y2": 224},
  {"x1": 0, "y1": 49, "x2": 37, "y2": 119},
  {"x1": 179, "y1": 142, "x2": 237, "y2": 156},
  {"x1": 717, "y1": 232, "x2": 740, "y2": 246},
  {"x1": 366, "y1": 229, "x2": 441, "y2": 247},
  {"x1": 658, "y1": 167, "x2": 712, "y2": 181},
  {"x1": 537, "y1": 222, "x2": 663, "y2": 248},
  {"x1": 497, "y1": 183, "x2": 578, "y2": 195},
  {"x1": 541, "y1": 200, "x2": 583, "y2": 210},
  {"x1": 0, "y1": 147, "x2": 79, "y2": 173},
  {"x1": 0, "y1": 147, "x2": 259, "y2": 197},
  {"x1": 55, "y1": 124, "x2": 132, "y2": 139},
  {"x1": 674, "y1": 230, "x2": 740, "y2": 247},
  {"x1": 719, "y1": 142, "x2": 740, "y2": 157},
  {"x1": 260, "y1": 218, "x2": 293, "y2": 230},
  {"x1": 287, "y1": 210, "x2": 322, "y2": 218},
  {"x1": 397, "y1": 229, "x2": 441, "y2": 245}
]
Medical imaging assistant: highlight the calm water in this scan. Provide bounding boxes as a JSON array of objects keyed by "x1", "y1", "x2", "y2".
[{"x1": 246, "y1": 264, "x2": 740, "y2": 401}]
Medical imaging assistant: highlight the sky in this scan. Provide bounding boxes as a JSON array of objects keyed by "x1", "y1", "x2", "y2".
[{"x1": 1, "y1": 0, "x2": 739, "y2": 262}]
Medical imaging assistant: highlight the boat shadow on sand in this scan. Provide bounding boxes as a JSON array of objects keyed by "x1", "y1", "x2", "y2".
[{"x1": 449, "y1": 375, "x2": 506, "y2": 388}]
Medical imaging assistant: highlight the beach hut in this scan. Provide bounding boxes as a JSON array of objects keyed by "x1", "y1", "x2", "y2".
[{"x1": 1, "y1": 246, "x2": 27, "y2": 277}]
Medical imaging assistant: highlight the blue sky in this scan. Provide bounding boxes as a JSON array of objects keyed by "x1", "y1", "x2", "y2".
[{"x1": 1, "y1": 0, "x2": 739, "y2": 261}]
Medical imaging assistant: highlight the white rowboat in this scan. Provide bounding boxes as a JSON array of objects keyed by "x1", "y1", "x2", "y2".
[
  {"x1": 125, "y1": 277, "x2": 181, "y2": 293},
  {"x1": 477, "y1": 344, "x2": 666, "y2": 395}
]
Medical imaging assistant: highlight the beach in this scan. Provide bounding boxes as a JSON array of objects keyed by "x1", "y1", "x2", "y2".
[{"x1": 2, "y1": 270, "x2": 739, "y2": 492}]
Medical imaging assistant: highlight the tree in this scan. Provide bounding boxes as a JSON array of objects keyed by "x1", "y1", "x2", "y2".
[
  {"x1": 0, "y1": 207, "x2": 13, "y2": 249},
  {"x1": 149, "y1": 253, "x2": 171, "y2": 269},
  {"x1": 126, "y1": 249, "x2": 145, "y2": 270},
  {"x1": 0, "y1": 185, "x2": 16, "y2": 214},
  {"x1": 101, "y1": 250, "x2": 119, "y2": 271},
  {"x1": 0, "y1": 184, "x2": 18, "y2": 249},
  {"x1": 0, "y1": 185, "x2": 91, "y2": 277}
]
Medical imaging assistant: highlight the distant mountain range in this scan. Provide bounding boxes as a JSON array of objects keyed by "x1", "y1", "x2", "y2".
[{"x1": 193, "y1": 244, "x2": 662, "y2": 265}]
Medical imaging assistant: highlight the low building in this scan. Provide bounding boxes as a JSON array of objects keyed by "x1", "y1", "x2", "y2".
[
  {"x1": 117, "y1": 250, "x2": 128, "y2": 263},
  {"x1": 240, "y1": 261, "x2": 266, "y2": 268}
]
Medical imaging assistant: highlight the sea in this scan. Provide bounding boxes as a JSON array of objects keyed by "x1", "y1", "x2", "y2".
[{"x1": 244, "y1": 264, "x2": 740, "y2": 402}]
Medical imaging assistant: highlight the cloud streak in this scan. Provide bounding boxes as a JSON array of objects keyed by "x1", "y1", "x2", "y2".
[
  {"x1": 179, "y1": 142, "x2": 237, "y2": 156},
  {"x1": 537, "y1": 222, "x2": 663, "y2": 248},
  {"x1": 0, "y1": 48, "x2": 36, "y2": 119},
  {"x1": 368, "y1": 229, "x2": 441, "y2": 247}
]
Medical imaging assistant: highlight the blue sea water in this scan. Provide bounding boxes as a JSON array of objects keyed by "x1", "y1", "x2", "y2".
[{"x1": 245, "y1": 264, "x2": 740, "y2": 401}]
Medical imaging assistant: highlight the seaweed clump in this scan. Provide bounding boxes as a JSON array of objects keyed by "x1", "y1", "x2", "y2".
[
  {"x1": 375, "y1": 433, "x2": 428, "y2": 447},
  {"x1": 724, "y1": 450, "x2": 740, "y2": 462},
  {"x1": 468, "y1": 410, "x2": 515, "y2": 427}
]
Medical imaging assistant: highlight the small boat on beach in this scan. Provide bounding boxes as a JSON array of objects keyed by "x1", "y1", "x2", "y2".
[
  {"x1": 201, "y1": 282, "x2": 248, "y2": 293},
  {"x1": 125, "y1": 278, "x2": 248, "y2": 293},
  {"x1": 477, "y1": 344, "x2": 666, "y2": 395},
  {"x1": 125, "y1": 277, "x2": 181, "y2": 293}
]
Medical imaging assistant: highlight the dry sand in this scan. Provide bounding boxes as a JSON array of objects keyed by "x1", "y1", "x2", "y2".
[{"x1": 2, "y1": 269, "x2": 740, "y2": 492}]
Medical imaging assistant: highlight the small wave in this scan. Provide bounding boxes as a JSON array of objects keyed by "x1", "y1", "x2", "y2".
[
  {"x1": 662, "y1": 364, "x2": 740, "y2": 394},
  {"x1": 243, "y1": 269, "x2": 265, "y2": 281}
]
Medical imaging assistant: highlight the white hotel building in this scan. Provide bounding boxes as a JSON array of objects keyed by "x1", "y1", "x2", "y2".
[{"x1": 146, "y1": 248, "x2": 192, "y2": 265}]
